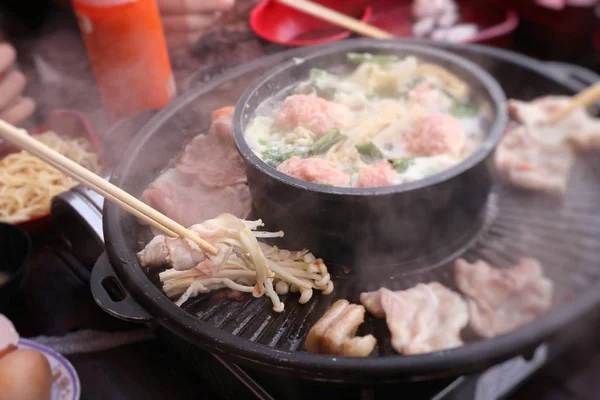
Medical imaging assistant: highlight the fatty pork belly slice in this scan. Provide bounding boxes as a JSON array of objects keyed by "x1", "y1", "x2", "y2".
[
  {"x1": 143, "y1": 171, "x2": 252, "y2": 229},
  {"x1": 137, "y1": 235, "x2": 204, "y2": 270},
  {"x1": 177, "y1": 115, "x2": 247, "y2": 188},
  {"x1": 454, "y1": 258, "x2": 554, "y2": 339},
  {"x1": 494, "y1": 124, "x2": 575, "y2": 194},
  {"x1": 360, "y1": 283, "x2": 468, "y2": 355},
  {"x1": 142, "y1": 115, "x2": 252, "y2": 227},
  {"x1": 509, "y1": 96, "x2": 600, "y2": 150}
]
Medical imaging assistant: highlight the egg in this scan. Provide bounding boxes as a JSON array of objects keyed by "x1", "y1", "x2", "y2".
[
  {"x1": 0, "y1": 349, "x2": 53, "y2": 400},
  {"x1": 0, "y1": 314, "x2": 19, "y2": 358}
]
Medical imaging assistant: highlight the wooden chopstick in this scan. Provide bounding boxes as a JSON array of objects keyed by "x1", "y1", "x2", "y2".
[
  {"x1": 544, "y1": 81, "x2": 600, "y2": 125},
  {"x1": 276, "y1": 0, "x2": 394, "y2": 40},
  {"x1": 0, "y1": 120, "x2": 218, "y2": 255},
  {"x1": 75, "y1": 178, "x2": 179, "y2": 238}
]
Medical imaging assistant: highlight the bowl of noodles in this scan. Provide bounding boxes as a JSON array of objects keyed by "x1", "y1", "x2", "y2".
[{"x1": 0, "y1": 110, "x2": 103, "y2": 232}]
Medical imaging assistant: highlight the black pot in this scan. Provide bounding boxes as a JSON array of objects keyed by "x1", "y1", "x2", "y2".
[{"x1": 232, "y1": 41, "x2": 507, "y2": 268}]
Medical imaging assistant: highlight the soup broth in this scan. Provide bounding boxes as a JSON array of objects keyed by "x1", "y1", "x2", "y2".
[{"x1": 245, "y1": 53, "x2": 486, "y2": 188}]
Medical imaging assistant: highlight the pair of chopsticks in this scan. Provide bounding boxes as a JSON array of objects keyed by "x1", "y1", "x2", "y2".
[
  {"x1": 276, "y1": 0, "x2": 393, "y2": 39},
  {"x1": 544, "y1": 81, "x2": 600, "y2": 125},
  {"x1": 0, "y1": 119, "x2": 218, "y2": 256}
]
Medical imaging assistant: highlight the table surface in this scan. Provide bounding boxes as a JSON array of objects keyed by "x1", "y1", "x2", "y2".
[{"x1": 1, "y1": 3, "x2": 600, "y2": 399}]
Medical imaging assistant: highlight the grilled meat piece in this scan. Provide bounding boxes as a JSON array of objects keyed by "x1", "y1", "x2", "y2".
[
  {"x1": 455, "y1": 258, "x2": 554, "y2": 338},
  {"x1": 360, "y1": 282, "x2": 468, "y2": 355}
]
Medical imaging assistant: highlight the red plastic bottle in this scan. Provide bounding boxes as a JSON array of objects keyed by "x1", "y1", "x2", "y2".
[{"x1": 72, "y1": 0, "x2": 176, "y2": 120}]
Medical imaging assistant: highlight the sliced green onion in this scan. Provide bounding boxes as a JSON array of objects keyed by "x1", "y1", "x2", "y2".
[
  {"x1": 310, "y1": 129, "x2": 347, "y2": 155},
  {"x1": 355, "y1": 142, "x2": 384, "y2": 164},
  {"x1": 450, "y1": 100, "x2": 479, "y2": 117},
  {"x1": 390, "y1": 157, "x2": 414, "y2": 173},
  {"x1": 262, "y1": 147, "x2": 306, "y2": 167}
]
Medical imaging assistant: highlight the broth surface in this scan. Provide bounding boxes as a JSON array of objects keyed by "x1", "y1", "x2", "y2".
[{"x1": 246, "y1": 53, "x2": 485, "y2": 188}]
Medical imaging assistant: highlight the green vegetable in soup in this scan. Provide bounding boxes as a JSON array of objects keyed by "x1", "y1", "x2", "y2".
[
  {"x1": 310, "y1": 129, "x2": 347, "y2": 155},
  {"x1": 450, "y1": 100, "x2": 479, "y2": 117},
  {"x1": 390, "y1": 157, "x2": 414, "y2": 173},
  {"x1": 301, "y1": 68, "x2": 339, "y2": 99},
  {"x1": 258, "y1": 138, "x2": 268, "y2": 145},
  {"x1": 309, "y1": 68, "x2": 331, "y2": 80},
  {"x1": 260, "y1": 128, "x2": 347, "y2": 167},
  {"x1": 355, "y1": 142, "x2": 384, "y2": 164},
  {"x1": 262, "y1": 147, "x2": 306, "y2": 167},
  {"x1": 292, "y1": 68, "x2": 339, "y2": 98},
  {"x1": 347, "y1": 52, "x2": 400, "y2": 65},
  {"x1": 399, "y1": 77, "x2": 425, "y2": 98}
]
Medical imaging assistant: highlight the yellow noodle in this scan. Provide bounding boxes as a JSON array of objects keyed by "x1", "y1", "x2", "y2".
[{"x1": 0, "y1": 131, "x2": 99, "y2": 223}]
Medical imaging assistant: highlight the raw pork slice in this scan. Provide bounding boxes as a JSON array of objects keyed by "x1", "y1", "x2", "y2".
[
  {"x1": 360, "y1": 282, "x2": 468, "y2": 355},
  {"x1": 142, "y1": 113, "x2": 252, "y2": 227},
  {"x1": 177, "y1": 116, "x2": 247, "y2": 187},
  {"x1": 495, "y1": 124, "x2": 574, "y2": 194},
  {"x1": 508, "y1": 96, "x2": 600, "y2": 150},
  {"x1": 454, "y1": 258, "x2": 554, "y2": 339}
]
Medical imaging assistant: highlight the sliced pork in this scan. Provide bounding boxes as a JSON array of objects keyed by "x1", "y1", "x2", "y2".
[
  {"x1": 137, "y1": 235, "x2": 206, "y2": 271},
  {"x1": 454, "y1": 258, "x2": 554, "y2": 339},
  {"x1": 142, "y1": 111, "x2": 252, "y2": 227},
  {"x1": 360, "y1": 282, "x2": 468, "y2": 355},
  {"x1": 143, "y1": 175, "x2": 252, "y2": 229},
  {"x1": 509, "y1": 96, "x2": 600, "y2": 150},
  {"x1": 495, "y1": 124, "x2": 575, "y2": 194},
  {"x1": 177, "y1": 116, "x2": 247, "y2": 188}
]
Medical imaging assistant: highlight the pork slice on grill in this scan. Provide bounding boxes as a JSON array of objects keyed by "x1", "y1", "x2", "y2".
[
  {"x1": 142, "y1": 114, "x2": 252, "y2": 227},
  {"x1": 495, "y1": 124, "x2": 575, "y2": 194},
  {"x1": 454, "y1": 258, "x2": 554, "y2": 339},
  {"x1": 177, "y1": 116, "x2": 247, "y2": 187},
  {"x1": 508, "y1": 96, "x2": 600, "y2": 150},
  {"x1": 360, "y1": 282, "x2": 468, "y2": 355}
]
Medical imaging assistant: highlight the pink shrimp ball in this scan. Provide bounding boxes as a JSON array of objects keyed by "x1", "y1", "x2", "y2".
[
  {"x1": 277, "y1": 156, "x2": 349, "y2": 186},
  {"x1": 357, "y1": 162, "x2": 396, "y2": 188},
  {"x1": 404, "y1": 114, "x2": 465, "y2": 156},
  {"x1": 275, "y1": 94, "x2": 353, "y2": 138}
]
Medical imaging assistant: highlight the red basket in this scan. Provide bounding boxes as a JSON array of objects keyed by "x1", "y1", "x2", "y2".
[{"x1": 0, "y1": 110, "x2": 103, "y2": 233}]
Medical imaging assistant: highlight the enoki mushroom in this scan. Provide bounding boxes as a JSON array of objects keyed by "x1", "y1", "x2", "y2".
[{"x1": 145, "y1": 214, "x2": 333, "y2": 312}]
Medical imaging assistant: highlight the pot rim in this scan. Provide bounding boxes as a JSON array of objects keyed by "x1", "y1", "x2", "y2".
[{"x1": 232, "y1": 39, "x2": 508, "y2": 197}]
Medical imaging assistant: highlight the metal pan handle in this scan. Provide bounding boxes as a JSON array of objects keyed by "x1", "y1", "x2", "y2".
[{"x1": 91, "y1": 253, "x2": 152, "y2": 323}]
